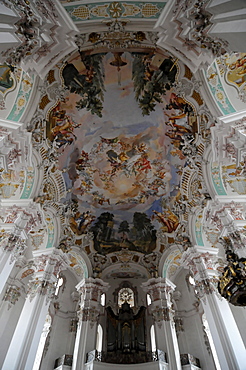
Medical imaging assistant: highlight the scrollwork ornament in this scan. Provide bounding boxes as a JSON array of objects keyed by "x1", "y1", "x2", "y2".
[
  {"x1": 3, "y1": 234, "x2": 19, "y2": 252},
  {"x1": 195, "y1": 278, "x2": 215, "y2": 301},
  {"x1": 27, "y1": 278, "x2": 56, "y2": 302},
  {"x1": 80, "y1": 306, "x2": 100, "y2": 327},
  {"x1": 152, "y1": 306, "x2": 174, "y2": 327},
  {"x1": 3, "y1": 285, "x2": 21, "y2": 309},
  {"x1": 10, "y1": 239, "x2": 27, "y2": 263}
]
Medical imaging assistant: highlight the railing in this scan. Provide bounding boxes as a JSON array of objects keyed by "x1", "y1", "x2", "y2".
[{"x1": 86, "y1": 349, "x2": 167, "y2": 364}]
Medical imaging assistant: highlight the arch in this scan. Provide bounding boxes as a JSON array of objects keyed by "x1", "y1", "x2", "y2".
[
  {"x1": 118, "y1": 286, "x2": 135, "y2": 308},
  {"x1": 101, "y1": 262, "x2": 148, "y2": 281},
  {"x1": 65, "y1": 249, "x2": 90, "y2": 279},
  {"x1": 159, "y1": 245, "x2": 183, "y2": 281}
]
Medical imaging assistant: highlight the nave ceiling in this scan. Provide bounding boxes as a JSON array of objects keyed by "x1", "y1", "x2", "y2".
[{"x1": 0, "y1": 0, "x2": 246, "y2": 287}]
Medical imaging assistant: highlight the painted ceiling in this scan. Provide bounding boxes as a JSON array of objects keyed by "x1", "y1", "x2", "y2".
[
  {"x1": 24, "y1": 46, "x2": 212, "y2": 257},
  {"x1": 2, "y1": 42, "x2": 246, "y2": 261},
  {"x1": 0, "y1": 0, "x2": 245, "y2": 281}
]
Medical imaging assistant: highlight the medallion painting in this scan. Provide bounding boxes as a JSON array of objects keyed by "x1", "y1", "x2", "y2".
[
  {"x1": 0, "y1": 65, "x2": 15, "y2": 93},
  {"x1": 45, "y1": 51, "x2": 198, "y2": 254},
  {"x1": 225, "y1": 53, "x2": 246, "y2": 88}
]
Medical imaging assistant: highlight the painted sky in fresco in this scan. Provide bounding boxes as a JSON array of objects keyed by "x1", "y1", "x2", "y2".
[{"x1": 50, "y1": 52, "x2": 191, "y2": 231}]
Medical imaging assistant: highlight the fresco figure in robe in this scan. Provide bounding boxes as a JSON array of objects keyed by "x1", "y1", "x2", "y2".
[{"x1": 153, "y1": 209, "x2": 179, "y2": 233}]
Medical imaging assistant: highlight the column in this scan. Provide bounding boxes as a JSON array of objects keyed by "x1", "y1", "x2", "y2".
[
  {"x1": 0, "y1": 282, "x2": 25, "y2": 368},
  {"x1": 182, "y1": 246, "x2": 246, "y2": 370},
  {"x1": 142, "y1": 277, "x2": 182, "y2": 370},
  {"x1": 2, "y1": 250, "x2": 62, "y2": 370},
  {"x1": 72, "y1": 277, "x2": 109, "y2": 370},
  {"x1": 0, "y1": 202, "x2": 42, "y2": 297},
  {"x1": 0, "y1": 231, "x2": 27, "y2": 296}
]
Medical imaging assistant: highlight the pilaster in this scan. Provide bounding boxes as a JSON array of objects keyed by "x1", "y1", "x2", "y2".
[
  {"x1": 0, "y1": 229, "x2": 27, "y2": 296},
  {"x1": 72, "y1": 278, "x2": 109, "y2": 370},
  {"x1": 142, "y1": 277, "x2": 182, "y2": 370},
  {"x1": 2, "y1": 250, "x2": 64, "y2": 370},
  {"x1": 182, "y1": 246, "x2": 246, "y2": 370}
]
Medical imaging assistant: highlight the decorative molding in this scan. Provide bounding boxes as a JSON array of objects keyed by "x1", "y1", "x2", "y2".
[
  {"x1": 27, "y1": 278, "x2": 56, "y2": 302},
  {"x1": 76, "y1": 24, "x2": 158, "y2": 51},
  {"x1": 3, "y1": 285, "x2": 21, "y2": 309},
  {"x1": 205, "y1": 62, "x2": 236, "y2": 115},
  {"x1": 80, "y1": 306, "x2": 100, "y2": 325},
  {"x1": 152, "y1": 306, "x2": 174, "y2": 325},
  {"x1": 0, "y1": 0, "x2": 78, "y2": 79},
  {"x1": 63, "y1": 2, "x2": 166, "y2": 22},
  {"x1": 155, "y1": 0, "x2": 230, "y2": 72},
  {"x1": 142, "y1": 277, "x2": 176, "y2": 302}
]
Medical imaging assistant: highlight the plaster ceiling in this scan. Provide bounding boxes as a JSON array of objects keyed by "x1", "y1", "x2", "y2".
[
  {"x1": 0, "y1": 0, "x2": 246, "y2": 281},
  {"x1": 26, "y1": 44, "x2": 211, "y2": 262}
]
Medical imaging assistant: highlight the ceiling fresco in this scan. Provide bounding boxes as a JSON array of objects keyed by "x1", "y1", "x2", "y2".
[
  {"x1": 206, "y1": 52, "x2": 246, "y2": 114},
  {"x1": 28, "y1": 46, "x2": 213, "y2": 257},
  {"x1": 0, "y1": 0, "x2": 246, "y2": 318},
  {"x1": 0, "y1": 65, "x2": 35, "y2": 120}
]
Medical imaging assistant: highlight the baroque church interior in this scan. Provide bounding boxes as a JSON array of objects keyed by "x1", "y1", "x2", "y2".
[{"x1": 0, "y1": 0, "x2": 246, "y2": 369}]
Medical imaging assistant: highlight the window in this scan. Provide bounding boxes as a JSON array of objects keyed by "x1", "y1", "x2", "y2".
[
  {"x1": 100, "y1": 293, "x2": 105, "y2": 307},
  {"x1": 150, "y1": 325, "x2": 156, "y2": 352},
  {"x1": 96, "y1": 324, "x2": 103, "y2": 353},
  {"x1": 118, "y1": 287, "x2": 134, "y2": 307},
  {"x1": 55, "y1": 277, "x2": 64, "y2": 297},
  {"x1": 189, "y1": 275, "x2": 196, "y2": 286},
  {"x1": 147, "y1": 293, "x2": 152, "y2": 306}
]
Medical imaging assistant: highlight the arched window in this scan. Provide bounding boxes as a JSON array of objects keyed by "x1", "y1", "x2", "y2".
[
  {"x1": 150, "y1": 325, "x2": 156, "y2": 352},
  {"x1": 55, "y1": 276, "x2": 64, "y2": 297},
  {"x1": 100, "y1": 293, "x2": 105, "y2": 307},
  {"x1": 96, "y1": 324, "x2": 103, "y2": 353},
  {"x1": 147, "y1": 293, "x2": 152, "y2": 306},
  {"x1": 118, "y1": 287, "x2": 134, "y2": 307},
  {"x1": 189, "y1": 275, "x2": 196, "y2": 286}
]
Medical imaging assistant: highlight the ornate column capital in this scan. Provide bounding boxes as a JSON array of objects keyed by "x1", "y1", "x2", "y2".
[
  {"x1": 181, "y1": 246, "x2": 219, "y2": 300},
  {"x1": 76, "y1": 277, "x2": 109, "y2": 304},
  {"x1": 0, "y1": 230, "x2": 27, "y2": 262},
  {"x1": 27, "y1": 278, "x2": 56, "y2": 303},
  {"x1": 142, "y1": 277, "x2": 176, "y2": 302},
  {"x1": 3, "y1": 285, "x2": 21, "y2": 309},
  {"x1": 142, "y1": 278, "x2": 176, "y2": 326},
  {"x1": 27, "y1": 250, "x2": 65, "y2": 302},
  {"x1": 151, "y1": 306, "x2": 175, "y2": 326},
  {"x1": 76, "y1": 278, "x2": 109, "y2": 325}
]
